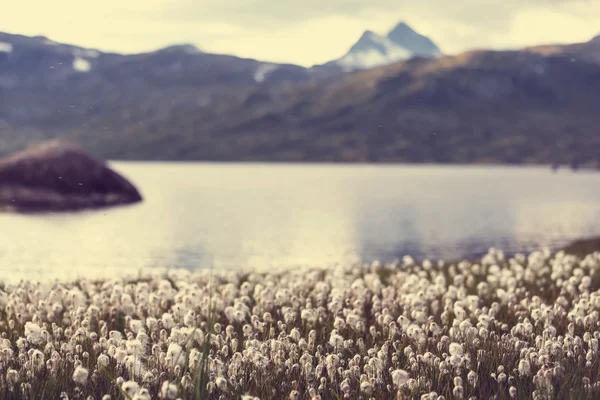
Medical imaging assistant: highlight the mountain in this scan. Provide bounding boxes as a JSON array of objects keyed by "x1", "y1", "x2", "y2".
[
  {"x1": 524, "y1": 35, "x2": 600, "y2": 64},
  {"x1": 387, "y1": 22, "x2": 441, "y2": 57},
  {"x1": 2, "y1": 32, "x2": 600, "y2": 166},
  {"x1": 0, "y1": 31, "x2": 343, "y2": 155},
  {"x1": 335, "y1": 31, "x2": 413, "y2": 71},
  {"x1": 0, "y1": 32, "x2": 328, "y2": 89},
  {"x1": 69, "y1": 44, "x2": 600, "y2": 165},
  {"x1": 332, "y1": 22, "x2": 441, "y2": 70}
]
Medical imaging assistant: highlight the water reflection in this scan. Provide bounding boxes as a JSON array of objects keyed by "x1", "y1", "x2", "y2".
[
  {"x1": 235, "y1": 184, "x2": 360, "y2": 270},
  {"x1": 1, "y1": 163, "x2": 600, "y2": 283},
  {"x1": 144, "y1": 164, "x2": 362, "y2": 271}
]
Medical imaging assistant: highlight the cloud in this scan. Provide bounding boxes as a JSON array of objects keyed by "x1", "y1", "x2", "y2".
[
  {"x1": 498, "y1": 5, "x2": 600, "y2": 48},
  {"x1": 156, "y1": 0, "x2": 527, "y2": 31},
  {"x1": 152, "y1": 0, "x2": 600, "y2": 59},
  {"x1": 202, "y1": 15, "x2": 370, "y2": 65},
  {"x1": 2, "y1": 0, "x2": 599, "y2": 65},
  {"x1": 1, "y1": 0, "x2": 247, "y2": 53},
  {"x1": 156, "y1": 0, "x2": 395, "y2": 28}
]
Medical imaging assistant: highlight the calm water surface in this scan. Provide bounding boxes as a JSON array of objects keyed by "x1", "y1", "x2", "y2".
[{"x1": 2, "y1": 163, "x2": 600, "y2": 282}]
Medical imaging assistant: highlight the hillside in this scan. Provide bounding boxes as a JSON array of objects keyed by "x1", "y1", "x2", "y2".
[
  {"x1": 2, "y1": 32, "x2": 600, "y2": 165},
  {"x1": 0, "y1": 31, "x2": 341, "y2": 155}
]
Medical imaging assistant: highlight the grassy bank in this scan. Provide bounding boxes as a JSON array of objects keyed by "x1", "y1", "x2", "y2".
[
  {"x1": 0, "y1": 247, "x2": 599, "y2": 399},
  {"x1": 562, "y1": 237, "x2": 600, "y2": 257}
]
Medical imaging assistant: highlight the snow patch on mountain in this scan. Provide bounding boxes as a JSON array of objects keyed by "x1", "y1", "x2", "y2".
[
  {"x1": 333, "y1": 22, "x2": 441, "y2": 71},
  {"x1": 387, "y1": 22, "x2": 441, "y2": 57},
  {"x1": 158, "y1": 44, "x2": 201, "y2": 55},
  {"x1": 337, "y1": 32, "x2": 412, "y2": 70},
  {"x1": 254, "y1": 63, "x2": 279, "y2": 82},
  {"x1": 0, "y1": 42, "x2": 12, "y2": 53},
  {"x1": 182, "y1": 45, "x2": 201, "y2": 55},
  {"x1": 73, "y1": 56, "x2": 91, "y2": 72},
  {"x1": 83, "y1": 49, "x2": 100, "y2": 58}
]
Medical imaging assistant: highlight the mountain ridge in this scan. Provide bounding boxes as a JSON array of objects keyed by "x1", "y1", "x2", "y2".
[
  {"x1": 387, "y1": 22, "x2": 441, "y2": 56},
  {"x1": 332, "y1": 21, "x2": 442, "y2": 70},
  {"x1": 2, "y1": 31, "x2": 600, "y2": 166}
]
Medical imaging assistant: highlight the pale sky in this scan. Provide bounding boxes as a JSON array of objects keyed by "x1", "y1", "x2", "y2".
[{"x1": 3, "y1": 0, "x2": 600, "y2": 66}]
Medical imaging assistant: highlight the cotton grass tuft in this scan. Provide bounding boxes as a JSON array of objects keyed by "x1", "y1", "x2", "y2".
[{"x1": 0, "y1": 248, "x2": 597, "y2": 398}]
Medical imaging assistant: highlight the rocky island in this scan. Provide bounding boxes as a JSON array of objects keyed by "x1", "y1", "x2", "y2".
[{"x1": 0, "y1": 142, "x2": 142, "y2": 212}]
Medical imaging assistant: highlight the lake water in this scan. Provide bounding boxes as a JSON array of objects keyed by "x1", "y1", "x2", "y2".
[{"x1": 2, "y1": 163, "x2": 600, "y2": 283}]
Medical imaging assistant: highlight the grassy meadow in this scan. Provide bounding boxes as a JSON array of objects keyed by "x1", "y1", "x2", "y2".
[{"x1": 0, "y1": 247, "x2": 599, "y2": 399}]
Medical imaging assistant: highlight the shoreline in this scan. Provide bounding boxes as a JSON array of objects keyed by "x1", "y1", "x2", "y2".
[{"x1": 561, "y1": 236, "x2": 600, "y2": 256}]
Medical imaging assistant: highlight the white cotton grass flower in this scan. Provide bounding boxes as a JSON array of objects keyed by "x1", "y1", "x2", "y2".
[
  {"x1": 125, "y1": 355, "x2": 147, "y2": 378},
  {"x1": 160, "y1": 381, "x2": 179, "y2": 399},
  {"x1": 6, "y1": 369, "x2": 19, "y2": 386},
  {"x1": 360, "y1": 380, "x2": 374, "y2": 395},
  {"x1": 181, "y1": 374, "x2": 193, "y2": 390},
  {"x1": 161, "y1": 313, "x2": 175, "y2": 329},
  {"x1": 421, "y1": 392, "x2": 439, "y2": 400},
  {"x1": 467, "y1": 370, "x2": 478, "y2": 387},
  {"x1": 24, "y1": 322, "x2": 43, "y2": 345},
  {"x1": 97, "y1": 354, "x2": 110, "y2": 368},
  {"x1": 126, "y1": 339, "x2": 145, "y2": 356},
  {"x1": 216, "y1": 376, "x2": 228, "y2": 392},
  {"x1": 184, "y1": 310, "x2": 196, "y2": 327},
  {"x1": 449, "y1": 342, "x2": 464, "y2": 356},
  {"x1": 454, "y1": 376, "x2": 463, "y2": 387},
  {"x1": 518, "y1": 359, "x2": 531, "y2": 376},
  {"x1": 146, "y1": 317, "x2": 158, "y2": 331},
  {"x1": 497, "y1": 373, "x2": 507, "y2": 384},
  {"x1": 453, "y1": 385, "x2": 464, "y2": 399},
  {"x1": 1, "y1": 249, "x2": 600, "y2": 398},
  {"x1": 72, "y1": 366, "x2": 88, "y2": 385},
  {"x1": 289, "y1": 390, "x2": 301, "y2": 400},
  {"x1": 114, "y1": 348, "x2": 127, "y2": 364},
  {"x1": 122, "y1": 381, "x2": 140, "y2": 396},
  {"x1": 132, "y1": 388, "x2": 152, "y2": 400},
  {"x1": 166, "y1": 343, "x2": 185, "y2": 367},
  {"x1": 392, "y1": 369, "x2": 410, "y2": 387},
  {"x1": 329, "y1": 331, "x2": 344, "y2": 348},
  {"x1": 129, "y1": 319, "x2": 144, "y2": 334},
  {"x1": 289, "y1": 328, "x2": 301, "y2": 342},
  {"x1": 181, "y1": 326, "x2": 204, "y2": 346}
]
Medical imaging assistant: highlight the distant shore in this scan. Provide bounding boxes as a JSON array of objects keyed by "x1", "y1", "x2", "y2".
[{"x1": 561, "y1": 236, "x2": 600, "y2": 256}]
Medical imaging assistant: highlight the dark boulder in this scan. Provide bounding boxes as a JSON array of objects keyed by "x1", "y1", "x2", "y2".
[{"x1": 0, "y1": 142, "x2": 142, "y2": 212}]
